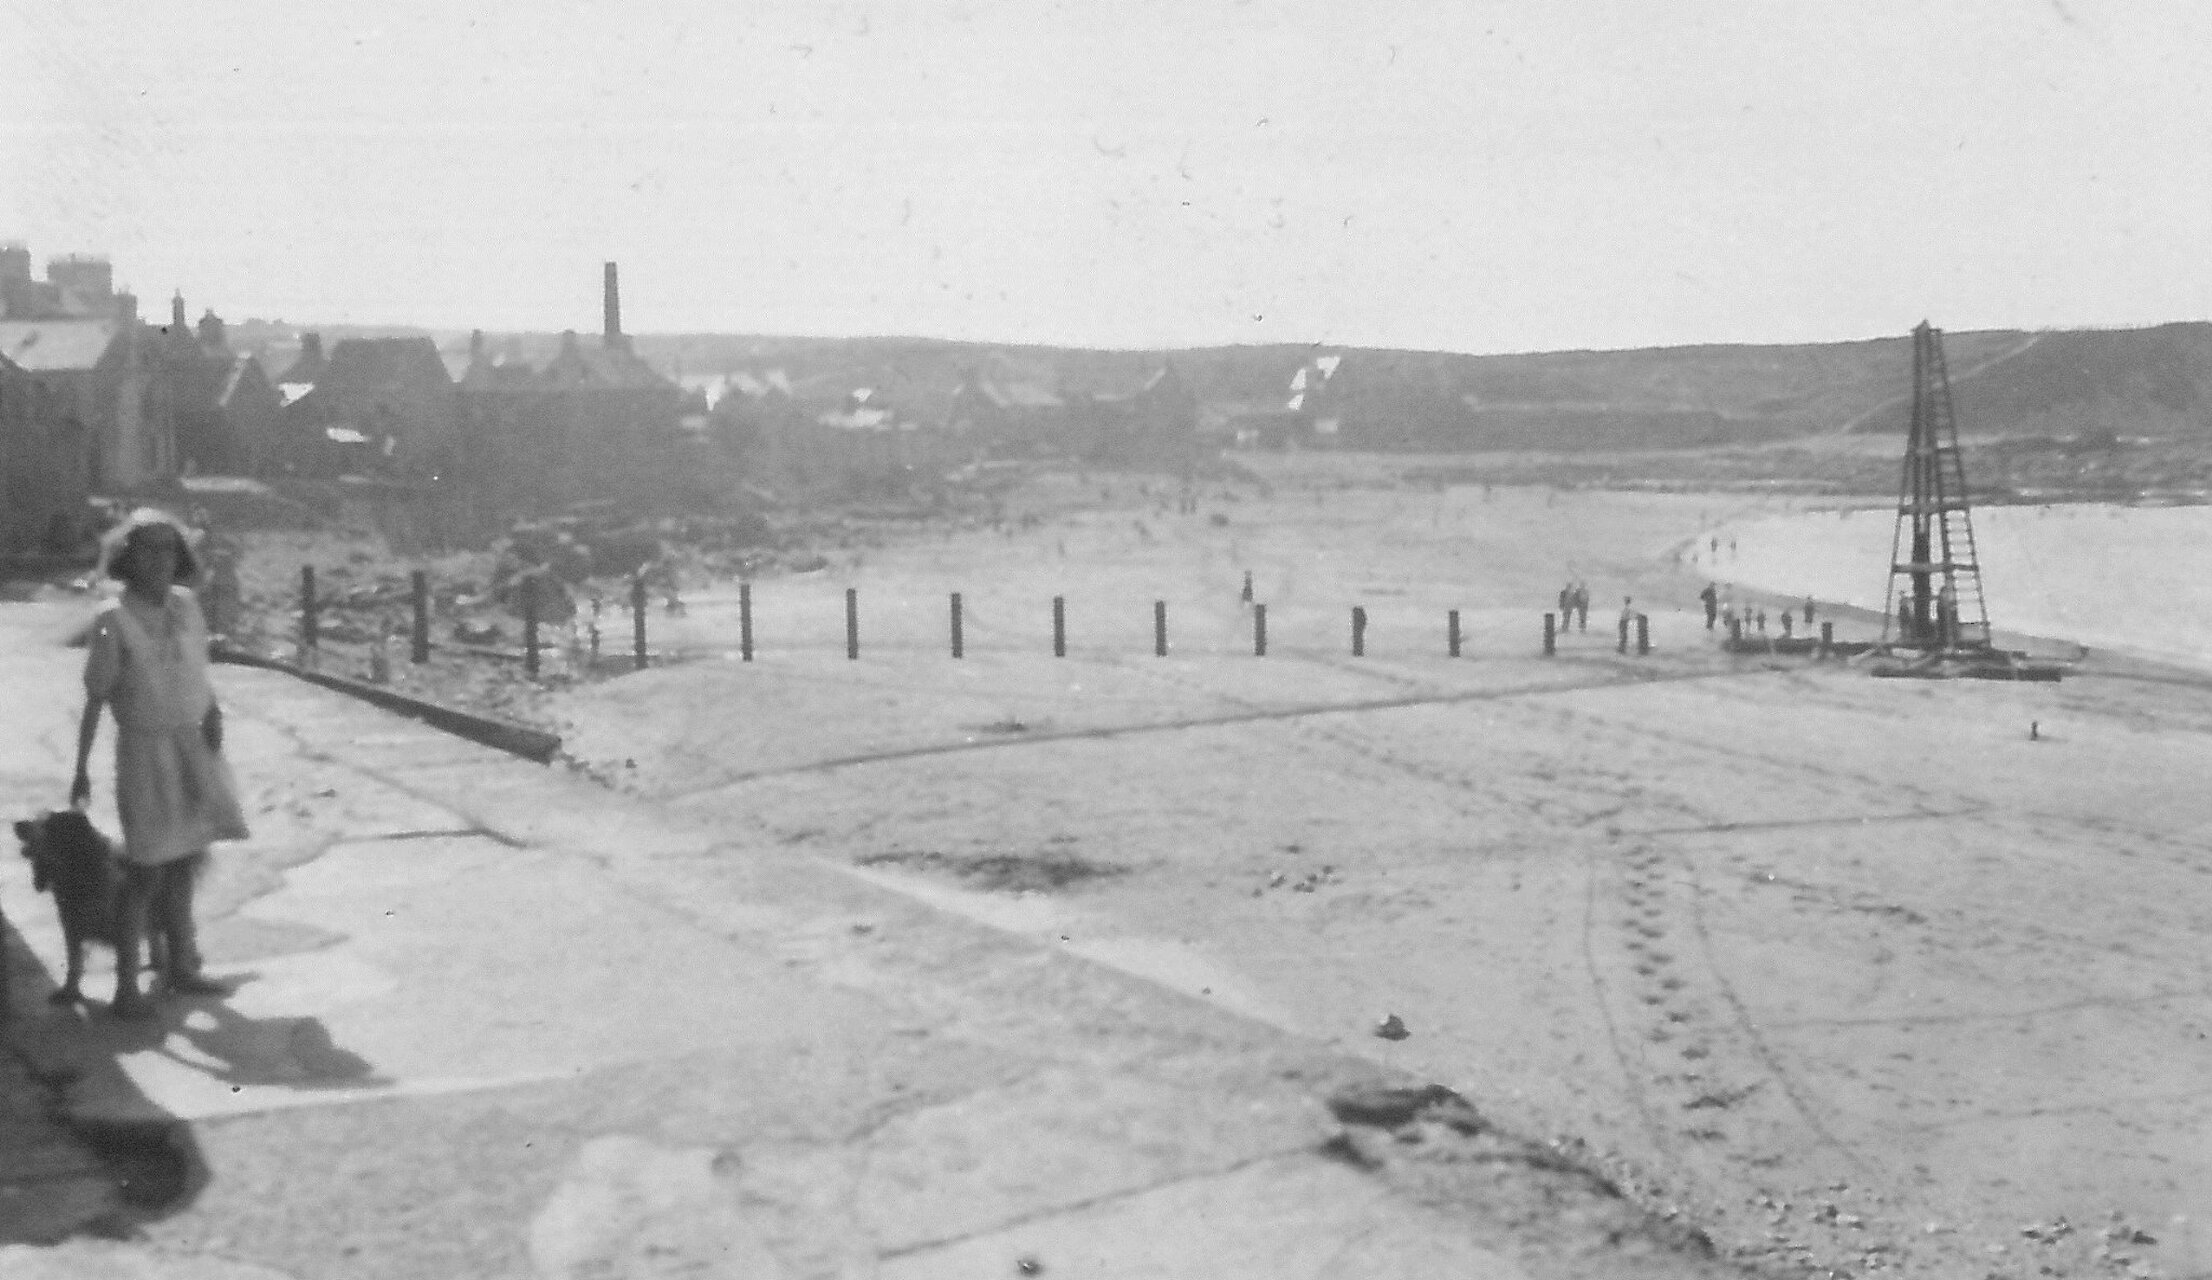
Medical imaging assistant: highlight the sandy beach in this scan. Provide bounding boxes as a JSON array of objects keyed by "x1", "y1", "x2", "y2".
[{"x1": 519, "y1": 455, "x2": 2212, "y2": 1278}]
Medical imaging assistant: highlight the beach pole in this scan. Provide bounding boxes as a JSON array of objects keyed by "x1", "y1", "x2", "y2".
[
  {"x1": 950, "y1": 592, "x2": 964, "y2": 658},
  {"x1": 1254, "y1": 603, "x2": 1268, "y2": 657},
  {"x1": 1636, "y1": 613, "x2": 1650, "y2": 656},
  {"x1": 1543, "y1": 612, "x2": 1555, "y2": 656},
  {"x1": 1618, "y1": 614, "x2": 1629, "y2": 654},
  {"x1": 410, "y1": 570, "x2": 430, "y2": 664},
  {"x1": 1053, "y1": 596, "x2": 1067, "y2": 657},
  {"x1": 1819, "y1": 620, "x2": 1833, "y2": 660},
  {"x1": 739, "y1": 582, "x2": 753, "y2": 662},
  {"x1": 845, "y1": 587, "x2": 859, "y2": 660},
  {"x1": 1154, "y1": 600, "x2": 1168, "y2": 657},
  {"x1": 631, "y1": 574, "x2": 648, "y2": 670},
  {"x1": 1351, "y1": 606, "x2": 1366, "y2": 657},
  {"x1": 1730, "y1": 618, "x2": 1743, "y2": 646},
  {"x1": 1448, "y1": 609, "x2": 1462, "y2": 658},
  {"x1": 522, "y1": 574, "x2": 540, "y2": 679},
  {"x1": 300, "y1": 566, "x2": 318, "y2": 656}
]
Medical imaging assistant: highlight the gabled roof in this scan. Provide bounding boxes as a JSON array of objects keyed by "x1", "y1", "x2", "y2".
[
  {"x1": 0, "y1": 318, "x2": 121, "y2": 371},
  {"x1": 541, "y1": 337, "x2": 673, "y2": 392},
  {"x1": 316, "y1": 337, "x2": 454, "y2": 394},
  {"x1": 217, "y1": 355, "x2": 273, "y2": 408}
]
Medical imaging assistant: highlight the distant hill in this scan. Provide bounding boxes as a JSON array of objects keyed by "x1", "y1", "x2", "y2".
[{"x1": 248, "y1": 320, "x2": 2212, "y2": 454}]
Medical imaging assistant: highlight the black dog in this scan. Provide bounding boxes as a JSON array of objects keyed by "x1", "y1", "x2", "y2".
[{"x1": 13, "y1": 809, "x2": 182, "y2": 1009}]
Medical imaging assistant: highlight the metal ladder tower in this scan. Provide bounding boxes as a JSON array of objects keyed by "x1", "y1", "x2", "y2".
[{"x1": 1883, "y1": 322, "x2": 1992, "y2": 651}]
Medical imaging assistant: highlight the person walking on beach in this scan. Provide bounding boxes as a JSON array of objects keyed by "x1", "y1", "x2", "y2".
[
  {"x1": 1573, "y1": 582, "x2": 1590, "y2": 632},
  {"x1": 70, "y1": 510, "x2": 250, "y2": 1018},
  {"x1": 1700, "y1": 582, "x2": 1719, "y2": 630}
]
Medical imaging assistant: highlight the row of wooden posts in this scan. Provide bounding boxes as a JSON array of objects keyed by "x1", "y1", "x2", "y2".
[{"x1": 295, "y1": 568, "x2": 1675, "y2": 678}]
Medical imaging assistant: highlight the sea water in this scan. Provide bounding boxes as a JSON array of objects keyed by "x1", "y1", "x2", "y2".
[{"x1": 1706, "y1": 503, "x2": 2212, "y2": 669}]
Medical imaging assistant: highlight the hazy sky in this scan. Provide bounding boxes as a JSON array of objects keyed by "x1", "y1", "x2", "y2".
[{"x1": 5, "y1": 1, "x2": 2209, "y2": 354}]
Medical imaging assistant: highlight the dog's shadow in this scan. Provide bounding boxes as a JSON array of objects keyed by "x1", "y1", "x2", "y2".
[
  {"x1": 134, "y1": 974, "x2": 386, "y2": 1092},
  {"x1": 49, "y1": 974, "x2": 387, "y2": 1095}
]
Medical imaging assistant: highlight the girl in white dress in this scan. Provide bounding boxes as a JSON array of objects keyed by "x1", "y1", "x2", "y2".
[{"x1": 70, "y1": 509, "x2": 249, "y2": 1018}]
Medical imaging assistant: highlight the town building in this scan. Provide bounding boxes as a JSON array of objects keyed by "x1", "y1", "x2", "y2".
[
  {"x1": 451, "y1": 262, "x2": 694, "y2": 519},
  {"x1": 0, "y1": 348, "x2": 93, "y2": 556},
  {"x1": 278, "y1": 336, "x2": 459, "y2": 477},
  {"x1": 0, "y1": 300, "x2": 178, "y2": 492},
  {"x1": 945, "y1": 357, "x2": 1071, "y2": 456},
  {"x1": 163, "y1": 294, "x2": 283, "y2": 475},
  {"x1": 1063, "y1": 362, "x2": 1198, "y2": 468}
]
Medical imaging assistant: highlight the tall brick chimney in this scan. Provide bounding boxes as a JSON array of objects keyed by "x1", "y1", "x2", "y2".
[
  {"x1": 602, "y1": 261, "x2": 625, "y2": 353},
  {"x1": 171, "y1": 291, "x2": 187, "y2": 332}
]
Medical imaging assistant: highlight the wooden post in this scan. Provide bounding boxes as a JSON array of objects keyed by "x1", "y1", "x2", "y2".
[
  {"x1": 1730, "y1": 617, "x2": 1744, "y2": 645},
  {"x1": 950, "y1": 592, "x2": 964, "y2": 659},
  {"x1": 300, "y1": 566, "x2": 318, "y2": 653},
  {"x1": 410, "y1": 569, "x2": 430, "y2": 664},
  {"x1": 1053, "y1": 596, "x2": 1066, "y2": 657},
  {"x1": 1618, "y1": 615, "x2": 1630, "y2": 654},
  {"x1": 1254, "y1": 603, "x2": 1268, "y2": 657},
  {"x1": 522, "y1": 573, "x2": 540, "y2": 679},
  {"x1": 1636, "y1": 613, "x2": 1650, "y2": 656},
  {"x1": 631, "y1": 574, "x2": 648, "y2": 670},
  {"x1": 1351, "y1": 605, "x2": 1366, "y2": 657},
  {"x1": 1819, "y1": 620, "x2": 1833, "y2": 660},
  {"x1": 739, "y1": 581, "x2": 753, "y2": 662},
  {"x1": 1543, "y1": 611, "x2": 1555, "y2": 656},
  {"x1": 1448, "y1": 609, "x2": 1461, "y2": 658},
  {"x1": 845, "y1": 587, "x2": 859, "y2": 660},
  {"x1": 1154, "y1": 600, "x2": 1167, "y2": 657}
]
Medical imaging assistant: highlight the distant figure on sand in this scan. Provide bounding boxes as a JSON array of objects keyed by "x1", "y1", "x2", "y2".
[
  {"x1": 1699, "y1": 582, "x2": 1718, "y2": 630},
  {"x1": 1574, "y1": 583, "x2": 1590, "y2": 632},
  {"x1": 1803, "y1": 597, "x2": 1815, "y2": 626},
  {"x1": 1242, "y1": 571, "x2": 1255, "y2": 604},
  {"x1": 1780, "y1": 611, "x2": 1793, "y2": 638},
  {"x1": 1755, "y1": 609, "x2": 1767, "y2": 633}
]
